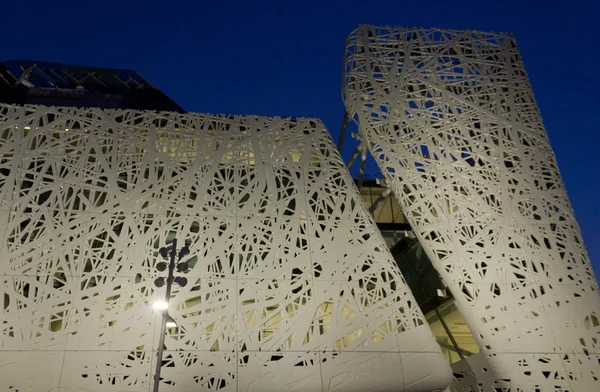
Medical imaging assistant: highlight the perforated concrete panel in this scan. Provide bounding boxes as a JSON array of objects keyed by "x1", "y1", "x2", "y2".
[
  {"x1": 342, "y1": 25, "x2": 600, "y2": 391},
  {"x1": 0, "y1": 104, "x2": 452, "y2": 391}
]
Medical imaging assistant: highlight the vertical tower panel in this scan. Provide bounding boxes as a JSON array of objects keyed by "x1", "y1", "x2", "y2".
[{"x1": 343, "y1": 25, "x2": 600, "y2": 391}]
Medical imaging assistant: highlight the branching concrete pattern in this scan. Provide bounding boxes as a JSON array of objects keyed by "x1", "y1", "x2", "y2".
[
  {"x1": 0, "y1": 104, "x2": 452, "y2": 391},
  {"x1": 342, "y1": 25, "x2": 600, "y2": 391}
]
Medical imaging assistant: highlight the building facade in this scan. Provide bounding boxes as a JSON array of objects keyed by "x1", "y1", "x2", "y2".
[
  {"x1": 1, "y1": 24, "x2": 599, "y2": 392},
  {"x1": 0, "y1": 104, "x2": 451, "y2": 391},
  {"x1": 342, "y1": 25, "x2": 600, "y2": 391}
]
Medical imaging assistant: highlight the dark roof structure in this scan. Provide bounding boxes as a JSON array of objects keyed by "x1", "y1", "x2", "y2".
[{"x1": 0, "y1": 60, "x2": 184, "y2": 112}]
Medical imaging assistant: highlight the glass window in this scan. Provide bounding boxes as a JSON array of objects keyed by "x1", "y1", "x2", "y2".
[
  {"x1": 426, "y1": 309, "x2": 462, "y2": 364},
  {"x1": 426, "y1": 301, "x2": 480, "y2": 364}
]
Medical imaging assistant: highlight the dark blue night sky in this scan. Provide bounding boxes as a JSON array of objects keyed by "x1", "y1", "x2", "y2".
[{"x1": 2, "y1": 0, "x2": 599, "y2": 273}]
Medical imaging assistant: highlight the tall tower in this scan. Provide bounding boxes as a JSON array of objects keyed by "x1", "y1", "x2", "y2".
[{"x1": 342, "y1": 25, "x2": 600, "y2": 391}]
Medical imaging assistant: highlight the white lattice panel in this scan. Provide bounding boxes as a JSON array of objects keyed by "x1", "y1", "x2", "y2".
[
  {"x1": 342, "y1": 25, "x2": 600, "y2": 391},
  {"x1": 0, "y1": 104, "x2": 452, "y2": 392}
]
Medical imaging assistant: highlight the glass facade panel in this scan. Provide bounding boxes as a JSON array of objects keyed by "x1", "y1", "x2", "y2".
[
  {"x1": 425, "y1": 309, "x2": 463, "y2": 364},
  {"x1": 379, "y1": 229, "x2": 411, "y2": 249},
  {"x1": 392, "y1": 239, "x2": 447, "y2": 307},
  {"x1": 359, "y1": 182, "x2": 405, "y2": 224},
  {"x1": 384, "y1": 214, "x2": 481, "y2": 365},
  {"x1": 434, "y1": 301, "x2": 480, "y2": 358}
]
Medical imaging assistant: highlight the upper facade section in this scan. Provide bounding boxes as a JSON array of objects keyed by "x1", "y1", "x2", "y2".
[{"x1": 0, "y1": 60, "x2": 184, "y2": 112}]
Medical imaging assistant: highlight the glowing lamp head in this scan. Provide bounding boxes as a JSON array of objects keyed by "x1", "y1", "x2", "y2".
[{"x1": 153, "y1": 301, "x2": 169, "y2": 311}]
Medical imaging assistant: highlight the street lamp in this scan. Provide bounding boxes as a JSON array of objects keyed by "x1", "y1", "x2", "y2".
[{"x1": 152, "y1": 239, "x2": 190, "y2": 392}]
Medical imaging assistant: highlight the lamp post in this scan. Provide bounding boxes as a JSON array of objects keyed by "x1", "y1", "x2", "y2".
[{"x1": 152, "y1": 239, "x2": 190, "y2": 392}]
